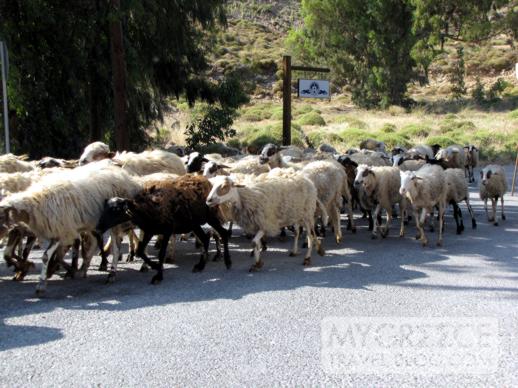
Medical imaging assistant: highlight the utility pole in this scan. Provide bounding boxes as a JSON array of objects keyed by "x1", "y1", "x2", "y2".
[
  {"x1": 0, "y1": 41, "x2": 9, "y2": 153},
  {"x1": 110, "y1": 0, "x2": 129, "y2": 151}
]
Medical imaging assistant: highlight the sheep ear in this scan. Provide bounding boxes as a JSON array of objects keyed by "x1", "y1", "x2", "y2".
[{"x1": 202, "y1": 157, "x2": 209, "y2": 163}]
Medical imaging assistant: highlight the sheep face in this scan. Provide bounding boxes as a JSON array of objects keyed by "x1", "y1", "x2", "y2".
[
  {"x1": 79, "y1": 141, "x2": 114, "y2": 165},
  {"x1": 186, "y1": 152, "x2": 208, "y2": 174},
  {"x1": 480, "y1": 169, "x2": 493, "y2": 185},
  {"x1": 353, "y1": 166, "x2": 376, "y2": 194},
  {"x1": 96, "y1": 197, "x2": 133, "y2": 234},
  {"x1": 399, "y1": 171, "x2": 422, "y2": 197},
  {"x1": 259, "y1": 143, "x2": 280, "y2": 165},
  {"x1": 203, "y1": 161, "x2": 229, "y2": 178},
  {"x1": 206, "y1": 176, "x2": 240, "y2": 207}
]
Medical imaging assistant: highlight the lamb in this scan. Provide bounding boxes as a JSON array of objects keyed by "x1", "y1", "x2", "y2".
[
  {"x1": 114, "y1": 150, "x2": 186, "y2": 176},
  {"x1": 79, "y1": 141, "x2": 114, "y2": 165},
  {"x1": 0, "y1": 154, "x2": 35, "y2": 173},
  {"x1": 0, "y1": 160, "x2": 142, "y2": 293},
  {"x1": 464, "y1": 145, "x2": 479, "y2": 183},
  {"x1": 399, "y1": 164, "x2": 447, "y2": 246},
  {"x1": 360, "y1": 138, "x2": 386, "y2": 153},
  {"x1": 206, "y1": 170, "x2": 326, "y2": 271},
  {"x1": 301, "y1": 160, "x2": 355, "y2": 242},
  {"x1": 444, "y1": 168, "x2": 477, "y2": 234},
  {"x1": 435, "y1": 145, "x2": 466, "y2": 169},
  {"x1": 96, "y1": 174, "x2": 231, "y2": 284},
  {"x1": 479, "y1": 165, "x2": 507, "y2": 226},
  {"x1": 353, "y1": 165, "x2": 406, "y2": 239}
]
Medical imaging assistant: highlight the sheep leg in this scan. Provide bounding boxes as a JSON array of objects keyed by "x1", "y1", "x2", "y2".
[
  {"x1": 4, "y1": 228, "x2": 23, "y2": 272},
  {"x1": 437, "y1": 201, "x2": 445, "y2": 246},
  {"x1": 382, "y1": 207, "x2": 392, "y2": 238},
  {"x1": 94, "y1": 231, "x2": 109, "y2": 272},
  {"x1": 151, "y1": 232, "x2": 171, "y2": 285},
  {"x1": 491, "y1": 198, "x2": 498, "y2": 226},
  {"x1": 106, "y1": 231, "x2": 122, "y2": 283},
  {"x1": 398, "y1": 200, "x2": 406, "y2": 237},
  {"x1": 63, "y1": 238, "x2": 80, "y2": 279},
  {"x1": 331, "y1": 206, "x2": 342, "y2": 244},
  {"x1": 210, "y1": 231, "x2": 222, "y2": 262},
  {"x1": 289, "y1": 223, "x2": 300, "y2": 256},
  {"x1": 501, "y1": 196, "x2": 506, "y2": 221},
  {"x1": 35, "y1": 240, "x2": 60, "y2": 295},
  {"x1": 14, "y1": 233, "x2": 37, "y2": 281},
  {"x1": 346, "y1": 200, "x2": 356, "y2": 234},
  {"x1": 483, "y1": 198, "x2": 490, "y2": 222},
  {"x1": 451, "y1": 201, "x2": 463, "y2": 235},
  {"x1": 371, "y1": 204, "x2": 382, "y2": 239},
  {"x1": 208, "y1": 219, "x2": 231, "y2": 270},
  {"x1": 465, "y1": 197, "x2": 477, "y2": 229},
  {"x1": 165, "y1": 234, "x2": 176, "y2": 264},
  {"x1": 249, "y1": 230, "x2": 265, "y2": 272},
  {"x1": 126, "y1": 229, "x2": 138, "y2": 262},
  {"x1": 192, "y1": 226, "x2": 209, "y2": 273},
  {"x1": 77, "y1": 233, "x2": 98, "y2": 278},
  {"x1": 137, "y1": 232, "x2": 155, "y2": 272},
  {"x1": 367, "y1": 210, "x2": 374, "y2": 231},
  {"x1": 415, "y1": 209, "x2": 428, "y2": 246}
]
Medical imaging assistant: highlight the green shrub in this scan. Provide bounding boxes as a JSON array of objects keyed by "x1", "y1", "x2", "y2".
[
  {"x1": 294, "y1": 104, "x2": 313, "y2": 115},
  {"x1": 241, "y1": 122, "x2": 304, "y2": 149},
  {"x1": 379, "y1": 123, "x2": 396, "y2": 133},
  {"x1": 307, "y1": 130, "x2": 342, "y2": 146},
  {"x1": 338, "y1": 128, "x2": 371, "y2": 147},
  {"x1": 400, "y1": 124, "x2": 432, "y2": 138},
  {"x1": 375, "y1": 132, "x2": 411, "y2": 149},
  {"x1": 508, "y1": 109, "x2": 518, "y2": 119},
  {"x1": 439, "y1": 119, "x2": 476, "y2": 134},
  {"x1": 270, "y1": 107, "x2": 284, "y2": 120},
  {"x1": 297, "y1": 111, "x2": 326, "y2": 126},
  {"x1": 330, "y1": 115, "x2": 369, "y2": 129},
  {"x1": 226, "y1": 138, "x2": 241, "y2": 149},
  {"x1": 425, "y1": 135, "x2": 455, "y2": 148}
]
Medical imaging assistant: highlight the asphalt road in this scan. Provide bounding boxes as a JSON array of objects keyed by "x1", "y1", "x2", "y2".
[{"x1": 1, "y1": 166, "x2": 518, "y2": 387}]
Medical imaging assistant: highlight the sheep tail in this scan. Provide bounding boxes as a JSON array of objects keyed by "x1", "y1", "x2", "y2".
[{"x1": 316, "y1": 198, "x2": 329, "y2": 226}]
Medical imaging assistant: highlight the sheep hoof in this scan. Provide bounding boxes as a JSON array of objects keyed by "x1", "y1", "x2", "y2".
[
  {"x1": 494, "y1": 222, "x2": 499, "y2": 226},
  {"x1": 98, "y1": 262, "x2": 108, "y2": 272},
  {"x1": 289, "y1": 251, "x2": 298, "y2": 257},
  {"x1": 126, "y1": 253, "x2": 135, "y2": 263},
  {"x1": 399, "y1": 232, "x2": 404, "y2": 238},
  {"x1": 64, "y1": 269, "x2": 75, "y2": 279},
  {"x1": 502, "y1": 214, "x2": 506, "y2": 220},
  {"x1": 249, "y1": 261, "x2": 264, "y2": 272},
  {"x1": 35, "y1": 284, "x2": 46, "y2": 296},
  {"x1": 336, "y1": 236, "x2": 342, "y2": 244},
  {"x1": 139, "y1": 264, "x2": 149, "y2": 272},
  {"x1": 472, "y1": 220, "x2": 477, "y2": 229},
  {"x1": 351, "y1": 227, "x2": 357, "y2": 234},
  {"x1": 415, "y1": 234, "x2": 420, "y2": 240},
  {"x1": 303, "y1": 258, "x2": 311, "y2": 266},
  {"x1": 421, "y1": 240, "x2": 428, "y2": 247},
  {"x1": 317, "y1": 244, "x2": 325, "y2": 256},
  {"x1": 456, "y1": 227, "x2": 462, "y2": 235},
  {"x1": 224, "y1": 257, "x2": 232, "y2": 270},
  {"x1": 150, "y1": 274, "x2": 163, "y2": 285}
]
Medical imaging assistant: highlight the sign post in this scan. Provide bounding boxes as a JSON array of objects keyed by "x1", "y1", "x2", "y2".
[
  {"x1": 282, "y1": 55, "x2": 329, "y2": 146},
  {"x1": 0, "y1": 41, "x2": 9, "y2": 154}
]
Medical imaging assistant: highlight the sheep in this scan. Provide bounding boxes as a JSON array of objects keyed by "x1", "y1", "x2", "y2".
[
  {"x1": 203, "y1": 161, "x2": 231, "y2": 178},
  {"x1": 444, "y1": 168, "x2": 477, "y2": 234},
  {"x1": 392, "y1": 145, "x2": 434, "y2": 168},
  {"x1": 113, "y1": 150, "x2": 186, "y2": 176},
  {"x1": 37, "y1": 156, "x2": 77, "y2": 169},
  {"x1": 259, "y1": 143, "x2": 305, "y2": 170},
  {"x1": 318, "y1": 143, "x2": 337, "y2": 154},
  {"x1": 353, "y1": 165, "x2": 406, "y2": 239},
  {"x1": 464, "y1": 145, "x2": 479, "y2": 183},
  {"x1": 228, "y1": 155, "x2": 270, "y2": 175},
  {"x1": 0, "y1": 160, "x2": 142, "y2": 293},
  {"x1": 206, "y1": 171, "x2": 326, "y2": 271},
  {"x1": 0, "y1": 154, "x2": 35, "y2": 173},
  {"x1": 347, "y1": 150, "x2": 390, "y2": 167},
  {"x1": 301, "y1": 160, "x2": 355, "y2": 242},
  {"x1": 399, "y1": 164, "x2": 447, "y2": 247},
  {"x1": 79, "y1": 141, "x2": 114, "y2": 165},
  {"x1": 435, "y1": 145, "x2": 466, "y2": 169},
  {"x1": 185, "y1": 152, "x2": 210, "y2": 174},
  {"x1": 96, "y1": 174, "x2": 231, "y2": 284},
  {"x1": 360, "y1": 138, "x2": 386, "y2": 153},
  {"x1": 479, "y1": 165, "x2": 507, "y2": 226}
]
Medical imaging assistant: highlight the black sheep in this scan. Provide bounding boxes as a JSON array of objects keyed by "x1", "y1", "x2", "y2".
[{"x1": 96, "y1": 175, "x2": 231, "y2": 284}]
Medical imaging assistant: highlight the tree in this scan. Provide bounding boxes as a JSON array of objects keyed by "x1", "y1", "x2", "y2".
[
  {"x1": 288, "y1": 0, "x2": 418, "y2": 108},
  {"x1": 0, "y1": 0, "x2": 228, "y2": 158},
  {"x1": 449, "y1": 46, "x2": 466, "y2": 99}
]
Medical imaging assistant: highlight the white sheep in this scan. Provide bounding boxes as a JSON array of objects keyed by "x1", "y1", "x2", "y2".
[
  {"x1": 464, "y1": 145, "x2": 479, "y2": 183},
  {"x1": 444, "y1": 168, "x2": 477, "y2": 234},
  {"x1": 0, "y1": 154, "x2": 35, "y2": 173},
  {"x1": 113, "y1": 150, "x2": 186, "y2": 176},
  {"x1": 435, "y1": 145, "x2": 466, "y2": 169},
  {"x1": 348, "y1": 150, "x2": 390, "y2": 167},
  {"x1": 301, "y1": 160, "x2": 355, "y2": 243},
  {"x1": 79, "y1": 141, "x2": 113, "y2": 165},
  {"x1": 0, "y1": 160, "x2": 142, "y2": 293},
  {"x1": 206, "y1": 170, "x2": 326, "y2": 271},
  {"x1": 354, "y1": 165, "x2": 406, "y2": 239},
  {"x1": 479, "y1": 165, "x2": 507, "y2": 226},
  {"x1": 228, "y1": 155, "x2": 270, "y2": 175},
  {"x1": 399, "y1": 165, "x2": 447, "y2": 246}
]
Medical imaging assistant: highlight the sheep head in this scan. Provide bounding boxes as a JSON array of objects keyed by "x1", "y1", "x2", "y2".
[
  {"x1": 259, "y1": 143, "x2": 283, "y2": 167},
  {"x1": 96, "y1": 197, "x2": 133, "y2": 234},
  {"x1": 480, "y1": 169, "x2": 494, "y2": 185},
  {"x1": 185, "y1": 152, "x2": 209, "y2": 174},
  {"x1": 353, "y1": 165, "x2": 376, "y2": 195},
  {"x1": 206, "y1": 176, "x2": 242, "y2": 207},
  {"x1": 203, "y1": 161, "x2": 230, "y2": 178},
  {"x1": 399, "y1": 170, "x2": 422, "y2": 197}
]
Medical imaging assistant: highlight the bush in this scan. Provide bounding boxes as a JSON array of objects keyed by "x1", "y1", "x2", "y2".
[
  {"x1": 240, "y1": 122, "x2": 305, "y2": 149},
  {"x1": 297, "y1": 111, "x2": 326, "y2": 126},
  {"x1": 486, "y1": 78, "x2": 510, "y2": 102},
  {"x1": 400, "y1": 124, "x2": 431, "y2": 138},
  {"x1": 330, "y1": 115, "x2": 369, "y2": 129},
  {"x1": 294, "y1": 104, "x2": 314, "y2": 115},
  {"x1": 270, "y1": 107, "x2": 284, "y2": 120},
  {"x1": 471, "y1": 78, "x2": 485, "y2": 104},
  {"x1": 508, "y1": 109, "x2": 518, "y2": 120},
  {"x1": 338, "y1": 128, "x2": 371, "y2": 147},
  {"x1": 306, "y1": 130, "x2": 342, "y2": 147},
  {"x1": 240, "y1": 107, "x2": 272, "y2": 122},
  {"x1": 439, "y1": 119, "x2": 476, "y2": 134},
  {"x1": 379, "y1": 123, "x2": 396, "y2": 133},
  {"x1": 375, "y1": 132, "x2": 411, "y2": 149},
  {"x1": 425, "y1": 135, "x2": 455, "y2": 148}
]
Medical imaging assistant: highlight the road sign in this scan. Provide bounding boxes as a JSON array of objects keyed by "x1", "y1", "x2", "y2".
[{"x1": 298, "y1": 79, "x2": 330, "y2": 99}]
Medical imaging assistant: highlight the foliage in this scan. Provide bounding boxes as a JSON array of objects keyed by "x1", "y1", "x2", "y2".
[
  {"x1": 449, "y1": 47, "x2": 466, "y2": 99},
  {"x1": 486, "y1": 78, "x2": 510, "y2": 102},
  {"x1": 471, "y1": 78, "x2": 486, "y2": 104},
  {"x1": 296, "y1": 111, "x2": 326, "y2": 126},
  {"x1": 185, "y1": 76, "x2": 249, "y2": 149},
  {"x1": 0, "y1": 0, "x2": 227, "y2": 158}
]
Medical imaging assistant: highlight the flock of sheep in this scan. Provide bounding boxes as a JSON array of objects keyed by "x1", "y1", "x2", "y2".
[{"x1": 0, "y1": 138, "x2": 509, "y2": 294}]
